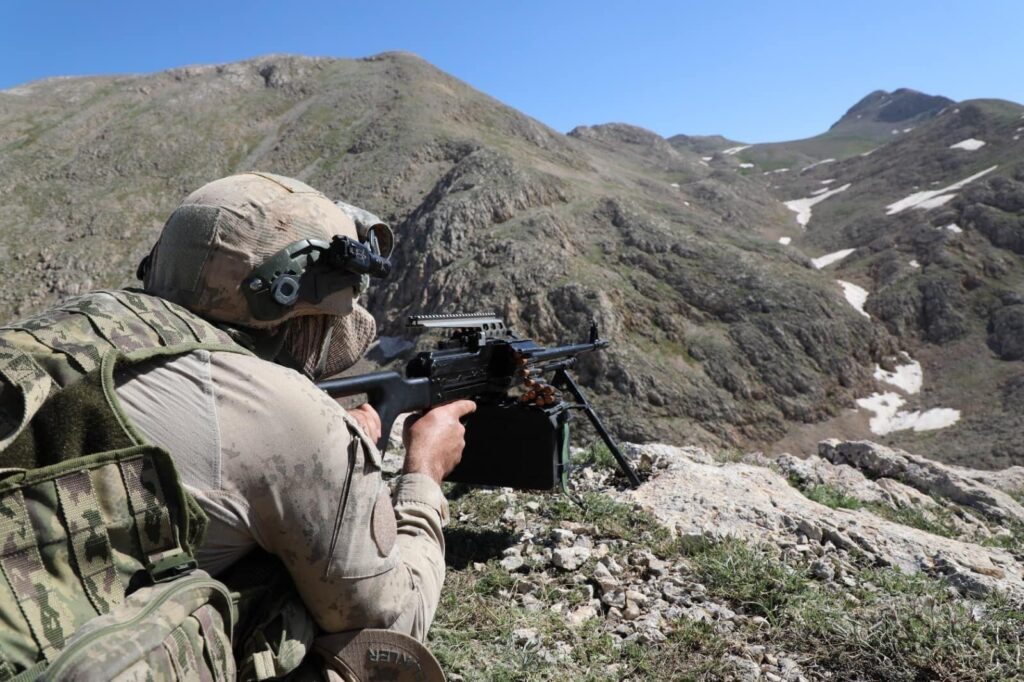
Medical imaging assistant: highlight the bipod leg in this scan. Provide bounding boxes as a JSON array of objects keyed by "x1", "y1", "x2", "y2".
[{"x1": 554, "y1": 369, "x2": 642, "y2": 488}]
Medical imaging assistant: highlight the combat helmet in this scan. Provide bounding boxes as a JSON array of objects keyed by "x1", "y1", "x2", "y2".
[
  {"x1": 139, "y1": 172, "x2": 393, "y2": 377},
  {"x1": 140, "y1": 172, "x2": 393, "y2": 327}
]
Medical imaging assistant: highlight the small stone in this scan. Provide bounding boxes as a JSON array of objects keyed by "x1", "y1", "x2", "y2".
[
  {"x1": 552, "y1": 546, "x2": 591, "y2": 571},
  {"x1": 501, "y1": 546, "x2": 522, "y2": 558},
  {"x1": 685, "y1": 606, "x2": 712, "y2": 623},
  {"x1": 525, "y1": 501, "x2": 541, "y2": 512},
  {"x1": 625, "y1": 589, "x2": 648, "y2": 607},
  {"x1": 710, "y1": 603, "x2": 735, "y2": 620},
  {"x1": 499, "y1": 555, "x2": 525, "y2": 572},
  {"x1": 513, "y1": 580, "x2": 538, "y2": 595},
  {"x1": 551, "y1": 528, "x2": 576, "y2": 547},
  {"x1": 592, "y1": 562, "x2": 619, "y2": 593},
  {"x1": 521, "y1": 594, "x2": 543, "y2": 611},
  {"x1": 622, "y1": 600, "x2": 642, "y2": 621},
  {"x1": 567, "y1": 601, "x2": 600, "y2": 627},
  {"x1": 513, "y1": 627, "x2": 538, "y2": 646},
  {"x1": 602, "y1": 588, "x2": 626, "y2": 608},
  {"x1": 646, "y1": 556, "x2": 668, "y2": 576},
  {"x1": 600, "y1": 555, "x2": 624, "y2": 575},
  {"x1": 574, "y1": 535, "x2": 594, "y2": 550},
  {"x1": 810, "y1": 559, "x2": 835, "y2": 582},
  {"x1": 728, "y1": 655, "x2": 761, "y2": 682},
  {"x1": 593, "y1": 543, "x2": 610, "y2": 559},
  {"x1": 745, "y1": 644, "x2": 766, "y2": 661},
  {"x1": 780, "y1": 657, "x2": 800, "y2": 677}
]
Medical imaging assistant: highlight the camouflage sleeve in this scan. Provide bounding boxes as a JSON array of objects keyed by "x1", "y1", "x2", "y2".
[{"x1": 209, "y1": 352, "x2": 447, "y2": 641}]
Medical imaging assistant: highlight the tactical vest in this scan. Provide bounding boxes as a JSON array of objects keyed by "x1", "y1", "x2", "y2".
[{"x1": 0, "y1": 290, "x2": 248, "y2": 679}]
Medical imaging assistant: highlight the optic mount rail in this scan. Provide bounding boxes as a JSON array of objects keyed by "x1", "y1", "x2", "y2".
[{"x1": 408, "y1": 313, "x2": 506, "y2": 332}]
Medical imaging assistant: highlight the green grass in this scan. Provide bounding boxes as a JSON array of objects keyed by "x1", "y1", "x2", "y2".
[
  {"x1": 789, "y1": 479, "x2": 962, "y2": 538},
  {"x1": 431, "y1": 488, "x2": 1024, "y2": 681},
  {"x1": 571, "y1": 442, "x2": 617, "y2": 470},
  {"x1": 795, "y1": 480, "x2": 865, "y2": 510}
]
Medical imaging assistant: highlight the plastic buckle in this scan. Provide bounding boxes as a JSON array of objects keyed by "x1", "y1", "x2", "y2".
[{"x1": 146, "y1": 548, "x2": 198, "y2": 584}]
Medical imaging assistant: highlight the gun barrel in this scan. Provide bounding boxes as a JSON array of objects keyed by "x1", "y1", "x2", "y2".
[{"x1": 528, "y1": 339, "x2": 609, "y2": 363}]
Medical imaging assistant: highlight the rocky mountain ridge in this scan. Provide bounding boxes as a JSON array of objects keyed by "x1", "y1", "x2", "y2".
[{"x1": 1, "y1": 54, "x2": 1021, "y2": 468}]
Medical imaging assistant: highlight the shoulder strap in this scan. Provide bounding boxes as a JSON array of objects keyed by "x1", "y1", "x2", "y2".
[{"x1": 0, "y1": 339, "x2": 53, "y2": 452}]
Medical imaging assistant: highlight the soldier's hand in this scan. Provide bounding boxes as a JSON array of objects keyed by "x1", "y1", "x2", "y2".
[
  {"x1": 402, "y1": 400, "x2": 477, "y2": 485},
  {"x1": 348, "y1": 404, "x2": 382, "y2": 443}
]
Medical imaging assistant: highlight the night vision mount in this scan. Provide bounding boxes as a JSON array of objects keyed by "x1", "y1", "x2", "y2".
[{"x1": 243, "y1": 235, "x2": 392, "y2": 321}]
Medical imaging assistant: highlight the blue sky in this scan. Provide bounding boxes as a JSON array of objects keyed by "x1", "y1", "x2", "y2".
[{"x1": 3, "y1": 1, "x2": 1022, "y2": 143}]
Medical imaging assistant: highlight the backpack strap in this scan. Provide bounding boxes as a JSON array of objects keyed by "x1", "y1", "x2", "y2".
[
  {"x1": 0, "y1": 339, "x2": 54, "y2": 452},
  {"x1": 54, "y1": 470, "x2": 121, "y2": 614}
]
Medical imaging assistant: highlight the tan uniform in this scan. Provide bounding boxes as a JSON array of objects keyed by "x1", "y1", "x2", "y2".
[{"x1": 114, "y1": 349, "x2": 448, "y2": 641}]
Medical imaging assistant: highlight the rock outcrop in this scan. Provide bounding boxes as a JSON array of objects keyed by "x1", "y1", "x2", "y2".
[{"x1": 619, "y1": 441, "x2": 1024, "y2": 598}]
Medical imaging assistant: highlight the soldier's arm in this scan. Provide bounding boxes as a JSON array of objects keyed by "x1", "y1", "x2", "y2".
[{"x1": 211, "y1": 353, "x2": 456, "y2": 640}]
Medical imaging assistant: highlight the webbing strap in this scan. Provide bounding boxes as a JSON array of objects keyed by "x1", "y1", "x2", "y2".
[
  {"x1": 54, "y1": 469, "x2": 121, "y2": 615},
  {"x1": 107, "y1": 290, "x2": 190, "y2": 347},
  {"x1": 194, "y1": 604, "x2": 230, "y2": 682},
  {"x1": 3, "y1": 308, "x2": 103, "y2": 373},
  {"x1": 158, "y1": 297, "x2": 229, "y2": 345},
  {"x1": 0, "y1": 488, "x2": 67, "y2": 661},
  {"x1": 0, "y1": 339, "x2": 54, "y2": 452},
  {"x1": 169, "y1": 625, "x2": 204, "y2": 681},
  {"x1": 118, "y1": 457, "x2": 178, "y2": 557},
  {"x1": 68, "y1": 297, "x2": 155, "y2": 355}
]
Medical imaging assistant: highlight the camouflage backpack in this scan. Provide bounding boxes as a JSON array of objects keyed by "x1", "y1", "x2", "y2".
[{"x1": 0, "y1": 290, "x2": 247, "y2": 680}]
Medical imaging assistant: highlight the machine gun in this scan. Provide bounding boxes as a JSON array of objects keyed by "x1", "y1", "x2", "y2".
[{"x1": 316, "y1": 313, "x2": 641, "y2": 490}]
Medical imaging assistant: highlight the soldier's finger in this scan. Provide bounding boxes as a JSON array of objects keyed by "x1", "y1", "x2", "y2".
[{"x1": 444, "y1": 400, "x2": 477, "y2": 418}]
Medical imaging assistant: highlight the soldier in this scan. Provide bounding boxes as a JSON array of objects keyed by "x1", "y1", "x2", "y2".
[{"x1": 0, "y1": 172, "x2": 464, "y2": 679}]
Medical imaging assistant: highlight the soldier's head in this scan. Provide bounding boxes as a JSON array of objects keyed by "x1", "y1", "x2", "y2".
[{"x1": 140, "y1": 172, "x2": 393, "y2": 378}]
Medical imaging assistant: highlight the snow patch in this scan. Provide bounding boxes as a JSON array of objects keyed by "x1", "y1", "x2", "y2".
[
  {"x1": 837, "y1": 280, "x2": 870, "y2": 318},
  {"x1": 801, "y1": 158, "x2": 835, "y2": 173},
  {"x1": 820, "y1": 179, "x2": 836, "y2": 185},
  {"x1": 812, "y1": 248, "x2": 855, "y2": 269},
  {"x1": 778, "y1": 237, "x2": 792, "y2": 245},
  {"x1": 811, "y1": 187, "x2": 830, "y2": 196},
  {"x1": 950, "y1": 138, "x2": 986, "y2": 151},
  {"x1": 944, "y1": 223, "x2": 963, "y2": 234},
  {"x1": 903, "y1": 128, "x2": 913, "y2": 133},
  {"x1": 701, "y1": 156, "x2": 713, "y2": 162},
  {"x1": 783, "y1": 183, "x2": 851, "y2": 227},
  {"x1": 909, "y1": 260, "x2": 920, "y2": 269},
  {"x1": 670, "y1": 183, "x2": 680, "y2": 188},
  {"x1": 721, "y1": 145, "x2": 751, "y2": 156},
  {"x1": 885, "y1": 166, "x2": 998, "y2": 215},
  {"x1": 859, "y1": 148, "x2": 878, "y2": 157},
  {"x1": 739, "y1": 163, "x2": 754, "y2": 169},
  {"x1": 856, "y1": 393, "x2": 960, "y2": 435},
  {"x1": 874, "y1": 355, "x2": 922, "y2": 394}
]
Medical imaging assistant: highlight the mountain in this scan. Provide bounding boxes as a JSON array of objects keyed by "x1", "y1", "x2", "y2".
[
  {"x1": 1, "y1": 57, "x2": 1021, "y2": 469},
  {"x1": 686, "y1": 88, "x2": 956, "y2": 173},
  {"x1": 760, "y1": 96, "x2": 1024, "y2": 469},
  {"x1": 829, "y1": 88, "x2": 954, "y2": 134}
]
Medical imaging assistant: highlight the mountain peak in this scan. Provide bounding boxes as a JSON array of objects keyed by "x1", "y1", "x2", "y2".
[{"x1": 831, "y1": 88, "x2": 954, "y2": 131}]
